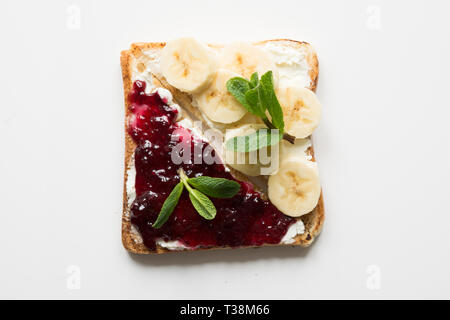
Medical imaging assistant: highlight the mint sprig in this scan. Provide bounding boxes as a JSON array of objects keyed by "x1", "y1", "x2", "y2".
[
  {"x1": 226, "y1": 71, "x2": 295, "y2": 151},
  {"x1": 152, "y1": 169, "x2": 241, "y2": 228}
]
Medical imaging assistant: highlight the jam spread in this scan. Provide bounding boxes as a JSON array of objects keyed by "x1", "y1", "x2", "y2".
[{"x1": 128, "y1": 80, "x2": 295, "y2": 250}]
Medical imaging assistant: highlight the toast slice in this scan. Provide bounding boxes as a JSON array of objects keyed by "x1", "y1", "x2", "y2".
[{"x1": 121, "y1": 39, "x2": 324, "y2": 254}]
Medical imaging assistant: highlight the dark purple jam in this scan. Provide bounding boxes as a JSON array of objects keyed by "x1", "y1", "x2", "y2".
[{"x1": 128, "y1": 80, "x2": 295, "y2": 250}]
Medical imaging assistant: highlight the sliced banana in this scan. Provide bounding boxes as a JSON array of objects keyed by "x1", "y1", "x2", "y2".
[
  {"x1": 268, "y1": 156, "x2": 321, "y2": 217},
  {"x1": 277, "y1": 86, "x2": 321, "y2": 138},
  {"x1": 160, "y1": 37, "x2": 218, "y2": 94},
  {"x1": 195, "y1": 69, "x2": 248, "y2": 124},
  {"x1": 220, "y1": 42, "x2": 278, "y2": 84},
  {"x1": 224, "y1": 124, "x2": 280, "y2": 176}
]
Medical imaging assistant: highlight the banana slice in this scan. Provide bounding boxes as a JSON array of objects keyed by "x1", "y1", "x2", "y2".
[
  {"x1": 224, "y1": 124, "x2": 280, "y2": 176},
  {"x1": 277, "y1": 86, "x2": 321, "y2": 138},
  {"x1": 268, "y1": 156, "x2": 321, "y2": 217},
  {"x1": 195, "y1": 69, "x2": 248, "y2": 124},
  {"x1": 160, "y1": 37, "x2": 218, "y2": 94},
  {"x1": 220, "y1": 42, "x2": 278, "y2": 84}
]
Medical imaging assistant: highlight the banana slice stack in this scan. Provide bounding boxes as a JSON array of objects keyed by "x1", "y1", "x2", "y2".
[{"x1": 160, "y1": 38, "x2": 322, "y2": 217}]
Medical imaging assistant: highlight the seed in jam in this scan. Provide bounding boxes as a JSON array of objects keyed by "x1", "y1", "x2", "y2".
[{"x1": 128, "y1": 80, "x2": 295, "y2": 250}]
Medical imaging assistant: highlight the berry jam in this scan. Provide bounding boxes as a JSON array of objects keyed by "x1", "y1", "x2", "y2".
[{"x1": 128, "y1": 80, "x2": 295, "y2": 250}]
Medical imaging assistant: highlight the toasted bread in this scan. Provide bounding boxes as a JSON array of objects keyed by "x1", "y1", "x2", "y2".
[{"x1": 121, "y1": 39, "x2": 324, "y2": 254}]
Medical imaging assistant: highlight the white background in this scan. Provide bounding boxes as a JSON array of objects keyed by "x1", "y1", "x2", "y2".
[{"x1": 1, "y1": 0, "x2": 449, "y2": 299}]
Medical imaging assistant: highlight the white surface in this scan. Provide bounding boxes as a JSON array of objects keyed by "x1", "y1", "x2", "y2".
[{"x1": 1, "y1": 0, "x2": 450, "y2": 299}]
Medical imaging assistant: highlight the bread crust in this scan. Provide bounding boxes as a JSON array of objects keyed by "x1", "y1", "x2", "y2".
[{"x1": 120, "y1": 40, "x2": 324, "y2": 254}]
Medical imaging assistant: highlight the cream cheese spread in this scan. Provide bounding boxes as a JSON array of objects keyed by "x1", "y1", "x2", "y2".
[{"x1": 262, "y1": 42, "x2": 311, "y2": 88}]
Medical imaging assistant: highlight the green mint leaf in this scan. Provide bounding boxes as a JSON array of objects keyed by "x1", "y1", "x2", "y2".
[
  {"x1": 179, "y1": 168, "x2": 218, "y2": 220},
  {"x1": 245, "y1": 85, "x2": 266, "y2": 118},
  {"x1": 188, "y1": 189, "x2": 217, "y2": 220},
  {"x1": 226, "y1": 77, "x2": 253, "y2": 112},
  {"x1": 152, "y1": 182, "x2": 184, "y2": 229},
  {"x1": 260, "y1": 71, "x2": 285, "y2": 131},
  {"x1": 225, "y1": 128, "x2": 283, "y2": 152},
  {"x1": 187, "y1": 177, "x2": 240, "y2": 199},
  {"x1": 249, "y1": 72, "x2": 259, "y2": 88}
]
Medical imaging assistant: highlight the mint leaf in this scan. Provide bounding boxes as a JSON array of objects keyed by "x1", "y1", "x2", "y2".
[
  {"x1": 249, "y1": 72, "x2": 259, "y2": 88},
  {"x1": 152, "y1": 182, "x2": 184, "y2": 229},
  {"x1": 245, "y1": 86, "x2": 266, "y2": 118},
  {"x1": 225, "y1": 128, "x2": 283, "y2": 152},
  {"x1": 226, "y1": 77, "x2": 253, "y2": 112},
  {"x1": 179, "y1": 168, "x2": 218, "y2": 220},
  {"x1": 260, "y1": 71, "x2": 284, "y2": 131},
  {"x1": 188, "y1": 189, "x2": 217, "y2": 220},
  {"x1": 226, "y1": 71, "x2": 290, "y2": 151},
  {"x1": 187, "y1": 177, "x2": 240, "y2": 198}
]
